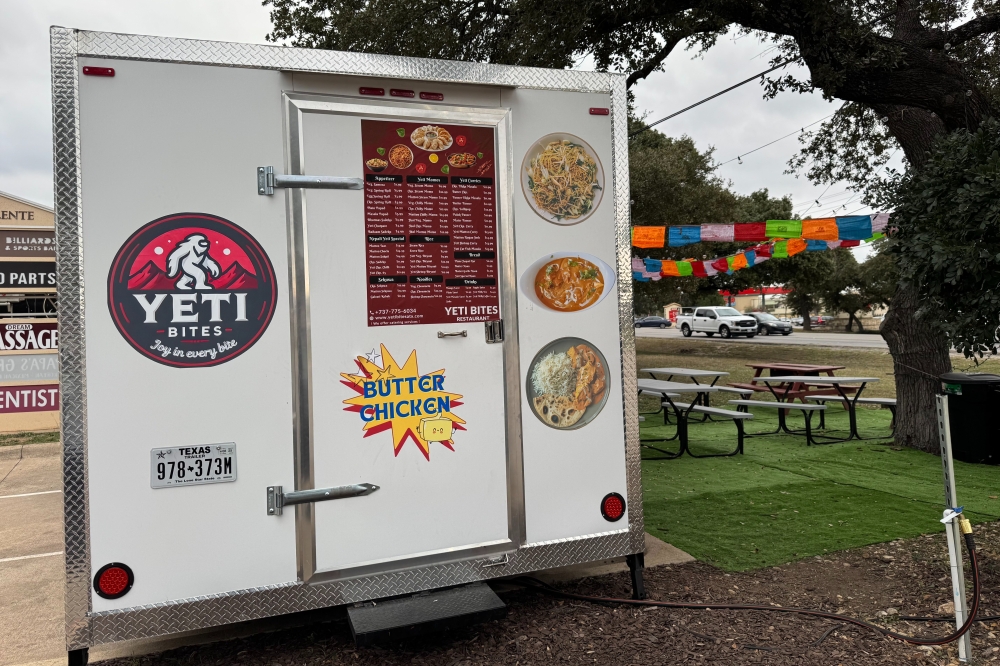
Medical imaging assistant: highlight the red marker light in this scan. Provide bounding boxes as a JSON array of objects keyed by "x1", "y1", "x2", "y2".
[
  {"x1": 420, "y1": 92, "x2": 444, "y2": 101},
  {"x1": 390, "y1": 89, "x2": 415, "y2": 98},
  {"x1": 600, "y1": 492, "x2": 626, "y2": 522},
  {"x1": 359, "y1": 87, "x2": 385, "y2": 96},
  {"x1": 83, "y1": 67, "x2": 115, "y2": 77},
  {"x1": 589, "y1": 107, "x2": 610, "y2": 116},
  {"x1": 93, "y1": 562, "x2": 134, "y2": 599}
]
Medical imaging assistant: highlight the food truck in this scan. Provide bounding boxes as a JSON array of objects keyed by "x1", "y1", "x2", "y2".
[{"x1": 52, "y1": 27, "x2": 642, "y2": 661}]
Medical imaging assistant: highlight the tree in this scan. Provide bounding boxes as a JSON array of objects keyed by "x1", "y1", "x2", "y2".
[
  {"x1": 264, "y1": 0, "x2": 1000, "y2": 451},
  {"x1": 627, "y1": 123, "x2": 792, "y2": 315},
  {"x1": 888, "y1": 117, "x2": 1000, "y2": 357}
]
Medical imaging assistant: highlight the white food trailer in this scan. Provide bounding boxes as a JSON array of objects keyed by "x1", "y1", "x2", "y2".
[{"x1": 52, "y1": 27, "x2": 643, "y2": 663}]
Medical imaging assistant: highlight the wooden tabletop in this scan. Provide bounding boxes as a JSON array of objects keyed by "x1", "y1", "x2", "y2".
[
  {"x1": 759, "y1": 376, "x2": 879, "y2": 384},
  {"x1": 747, "y1": 362, "x2": 846, "y2": 372},
  {"x1": 637, "y1": 378, "x2": 721, "y2": 393},
  {"x1": 641, "y1": 367, "x2": 730, "y2": 378}
]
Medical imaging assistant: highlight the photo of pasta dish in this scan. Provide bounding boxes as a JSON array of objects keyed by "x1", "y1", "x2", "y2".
[{"x1": 525, "y1": 138, "x2": 602, "y2": 222}]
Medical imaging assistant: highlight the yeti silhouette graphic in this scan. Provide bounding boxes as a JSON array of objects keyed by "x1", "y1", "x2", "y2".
[
  {"x1": 108, "y1": 213, "x2": 276, "y2": 367},
  {"x1": 166, "y1": 234, "x2": 221, "y2": 290}
]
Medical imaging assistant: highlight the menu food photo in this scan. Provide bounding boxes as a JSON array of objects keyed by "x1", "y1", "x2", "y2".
[{"x1": 362, "y1": 120, "x2": 500, "y2": 327}]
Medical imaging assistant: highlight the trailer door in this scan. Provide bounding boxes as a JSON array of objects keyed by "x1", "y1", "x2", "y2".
[{"x1": 279, "y1": 93, "x2": 519, "y2": 580}]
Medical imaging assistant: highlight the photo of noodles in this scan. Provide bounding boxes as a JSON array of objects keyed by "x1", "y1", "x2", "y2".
[
  {"x1": 534, "y1": 257, "x2": 604, "y2": 312},
  {"x1": 523, "y1": 136, "x2": 603, "y2": 223},
  {"x1": 388, "y1": 144, "x2": 414, "y2": 169},
  {"x1": 527, "y1": 338, "x2": 609, "y2": 430}
]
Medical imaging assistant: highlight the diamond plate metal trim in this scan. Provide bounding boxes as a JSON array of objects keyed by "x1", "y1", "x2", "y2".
[
  {"x1": 54, "y1": 28, "x2": 643, "y2": 648},
  {"x1": 51, "y1": 26, "x2": 93, "y2": 651},
  {"x1": 609, "y1": 77, "x2": 646, "y2": 555},
  {"x1": 74, "y1": 31, "x2": 615, "y2": 93},
  {"x1": 90, "y1": 531, "x2": 630, "y2": 644}
]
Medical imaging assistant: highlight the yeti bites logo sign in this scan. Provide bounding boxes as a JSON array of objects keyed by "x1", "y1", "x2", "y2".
[{"x1": 108, "y1": 213, "x2": 277, "y2": 367}]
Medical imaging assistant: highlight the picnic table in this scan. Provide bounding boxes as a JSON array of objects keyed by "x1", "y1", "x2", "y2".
[
  {"x1": 636, "y1": 380, "x2": 750, "y2": 458},
  {"x1": 759, "y1": 375, "x2": 880, "y2": 442},
  {"x1": 642, "y1": 367, "x2": 744, "y2": 413},
  {"x1": 729, "y1": 362, "x2": 855, "y2": 404}
]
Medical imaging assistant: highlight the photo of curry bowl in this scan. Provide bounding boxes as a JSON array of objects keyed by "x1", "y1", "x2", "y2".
[
  {"x1": 365, "y1": 158, "x2": 388, "y2": 172},
  {"x1": 526, "y1": 337, "x2": 610, "y2": 430},
  {"x1": 519, "y1": 252, "x2": 615, "y2": 313}
]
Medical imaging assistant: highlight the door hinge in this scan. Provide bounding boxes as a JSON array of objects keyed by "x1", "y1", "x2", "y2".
[
  {"x1": 485, "y1": 319, "x2": 503, "y2": 343},
  {"x1": 257, "y1": 166, "x2": 364, "y2": 196},
  {"x1": 267, "y1": 483, "x2": 379, "y2": 516}
]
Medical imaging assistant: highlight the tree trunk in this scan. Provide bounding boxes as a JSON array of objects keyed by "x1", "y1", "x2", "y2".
[
  {"x1": 848, "y1": 312, "x2": 864, "y2": 332},
  {"x1": 801, "y1": 308, "x2": 812, "y2": 331},
  {"x1": 880, "y1": 283, "x2": 952, "y2": 452}
]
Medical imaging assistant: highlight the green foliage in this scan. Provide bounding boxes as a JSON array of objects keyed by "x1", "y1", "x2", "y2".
[
  {"x1": 889, "y1": 117, "x2": 1000, "y2": 357},
  {"x1": 627, "y1": 123, "x2": 792, "y2": 315}
]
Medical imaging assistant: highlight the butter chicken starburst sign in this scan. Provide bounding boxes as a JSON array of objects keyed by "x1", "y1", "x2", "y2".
[{"x1": 341, "y1": 345, "x2": 465, "y2": 460}]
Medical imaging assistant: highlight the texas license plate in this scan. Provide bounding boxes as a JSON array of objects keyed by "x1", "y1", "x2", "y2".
[{"x1": 150, "y1": 443, "x2": 237, "y2": 489}]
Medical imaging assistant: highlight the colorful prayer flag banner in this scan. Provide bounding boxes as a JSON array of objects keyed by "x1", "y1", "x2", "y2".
[
  {"x1": 631, "y1": 213, "x2": 891, "y2": 248},
  {"x1": 668, "y1": 226, "x2": 702, "y2": 246},
  {"x1": 632, "y1": 226, "x2": 666, "y2": 248},
  {"x1": 836, "y1": 215, "x2": 873, "y2": 240},
  {"x1": 700, "y1": 224, "x2": 735, "y2": 242},
  {"x1": 765, "y1": 219, "x2": 803, "y2": 238},
  {"x1": 801, "y1": 217, "x2": 839, "y2": 240}
]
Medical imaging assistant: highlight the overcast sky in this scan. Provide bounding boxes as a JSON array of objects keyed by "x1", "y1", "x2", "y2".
[{"x1": 0, "y1": 0, "x2": 884, "y2": 257}]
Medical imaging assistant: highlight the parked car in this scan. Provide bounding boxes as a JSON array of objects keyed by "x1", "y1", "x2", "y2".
[
  {"x1": 746, "y1": 311, "x2": 793, "y2": 336},
  {"x1": 635, "y1": 315, "x2": 672, "y2": 329},
  {"x1": 790, "y1": 317, "x2": 804, "y2": 326},
  {"x1": 676, "y1": 306, "x2": 758, "y2": 339},
  {"x1": 810, "y1": 315, "x2": 829, "y2": 327}
]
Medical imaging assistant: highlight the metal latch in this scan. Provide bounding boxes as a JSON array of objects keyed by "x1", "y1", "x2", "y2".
[
  {"x1": 485, "y1": 319, "x2": 503, "y2": 343},
  {"x1": 267, "y1": 483, "x2": 379, "y2": 516},
  {"x1": 257, "y1": 166, "x2": 364, "y2": 195}
]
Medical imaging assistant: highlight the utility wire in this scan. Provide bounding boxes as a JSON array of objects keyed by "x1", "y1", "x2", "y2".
[
  {"x1": 715, "y1": 113, "x2": 835, "y2": 167},
  {"x1": 629, "y1": 59, "x2": 799, "y2": 139}
]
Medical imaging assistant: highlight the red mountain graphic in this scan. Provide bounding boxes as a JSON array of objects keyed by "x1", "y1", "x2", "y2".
[
  {"x1": 127, "y1": 260, "x2": 258, "y2": 290},
  {"x1": 127, "y1": 261, "x2": 176, "y2": 290},
  {"x1": 211, "y1": 263, "x2": 258, "y2": 290}
]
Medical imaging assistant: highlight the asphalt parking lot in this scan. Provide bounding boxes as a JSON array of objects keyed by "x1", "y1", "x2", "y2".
[{"x1": 636, "y1": 325, "x2": 890, "y2": 349}]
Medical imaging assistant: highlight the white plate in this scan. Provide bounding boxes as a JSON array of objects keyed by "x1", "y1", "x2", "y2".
[
  {"x1": 525, "y1": 338, "x2": 610, "y2": 430},
  {"x1": 409, "y1": 125, "x2": 454, "y2": 152},
  {"x1": 519, "y1": 252, "x2": 616, "y2": 313},
  {"x1": 520, "y1": 133, "x2": 605, "y2": 225}
]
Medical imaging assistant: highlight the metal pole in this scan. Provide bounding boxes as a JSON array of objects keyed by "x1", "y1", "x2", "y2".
[{"x1": 937, "y1": 394, "x2": 972, "y2": 661}]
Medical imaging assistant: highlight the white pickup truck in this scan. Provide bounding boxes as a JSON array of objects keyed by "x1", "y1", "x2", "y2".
[{"x1": 677, "y1": 306, "x2": 759, "y2": 339}]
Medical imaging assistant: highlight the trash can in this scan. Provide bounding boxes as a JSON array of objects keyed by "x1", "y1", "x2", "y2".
[{"x1": 941, "y1": 372, "x2": 1000, "y2": 464}]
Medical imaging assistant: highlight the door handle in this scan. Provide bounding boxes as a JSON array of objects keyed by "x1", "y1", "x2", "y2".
[
  {"x1": 437, "y1": 330, "x2": 468, "y2": 338},
  {"x1": 258, "y1": 166, "x2": 363, "y2": 195},
  {"x1": 267, "y1": 483, "x2": 379, "y2": 516}
]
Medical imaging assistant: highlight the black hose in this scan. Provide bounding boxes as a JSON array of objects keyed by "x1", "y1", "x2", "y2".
[{"x1": 510, "y1": 532, "x2": 982, "y2": 647}]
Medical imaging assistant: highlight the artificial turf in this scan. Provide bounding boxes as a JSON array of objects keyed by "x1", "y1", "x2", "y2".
[{"x1": 640, "y1": 407, "x2": 1000, "y2": 570}]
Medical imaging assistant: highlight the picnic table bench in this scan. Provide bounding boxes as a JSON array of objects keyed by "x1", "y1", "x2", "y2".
[
  {"x1": 728, "y1": 362, "x2": 858, "y2": 404},
  {"x1": 759, "y1": 376, "x2": 882, "y2": 442},
  {"x1": 636, "y1": 379, "x2": 751, "y2": 458}
]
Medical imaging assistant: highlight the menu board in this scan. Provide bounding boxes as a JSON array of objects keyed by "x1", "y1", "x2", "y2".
[{"x1": 361, "y1": 120, "x2": 500, "y2": 327}]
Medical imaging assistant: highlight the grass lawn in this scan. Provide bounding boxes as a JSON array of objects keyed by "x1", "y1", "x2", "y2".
[
  {"x1": 636, "y1": 338, "x2": 1000, "y2": 571},
  {"x1": 0, "y1": 430, "x2": 59, "y2": 447}
]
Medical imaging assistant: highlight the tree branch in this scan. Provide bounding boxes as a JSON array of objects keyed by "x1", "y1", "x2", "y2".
[
  {"x1": 918, "y1": 12, "x2": 1000, "y2": 49},
  {"x1": 626, "y1": 34, "x2": 685, "y2": 88}
]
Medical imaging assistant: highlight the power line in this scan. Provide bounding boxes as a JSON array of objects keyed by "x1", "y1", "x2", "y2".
[
  {"x1": 629, "y1": 59, "x2": 799, "y2": 139},
  {"x1": 714, "y1": 113, "x2": 835, "y2": 167}
]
